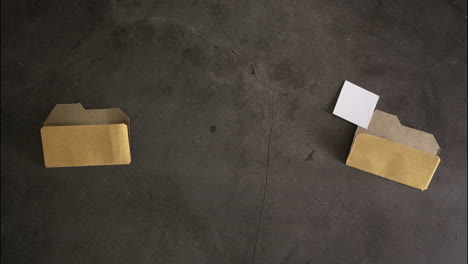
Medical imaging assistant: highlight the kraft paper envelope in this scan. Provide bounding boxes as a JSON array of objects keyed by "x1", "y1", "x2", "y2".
[
  {"x1": 40, "y1": 103, "x2": 131, "y2": 168},
  {"x1": 346, "y1": 110, "x2": 441, "y2": 190}
]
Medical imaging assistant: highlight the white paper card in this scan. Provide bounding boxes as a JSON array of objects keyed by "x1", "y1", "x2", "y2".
[{"x1": 333, "y1": 81, "x2": 379, "y2": 129}]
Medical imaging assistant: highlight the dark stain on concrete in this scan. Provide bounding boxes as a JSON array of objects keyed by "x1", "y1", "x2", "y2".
[
  {"x1": 110, "y1": 19, "x2": 157, "y2": 54},
  {"x1": 182, "y1": 46, "x2": 203, "y2": 65},
  {"x1": 272, "y1": 60, "x2": 306, "y2": 90},
  {"x1": 286, "y1": 98, "x2": 301, "y2": 123},
  {"x1": 157, "y1": 24, "x2": 186, "y2": 52}
]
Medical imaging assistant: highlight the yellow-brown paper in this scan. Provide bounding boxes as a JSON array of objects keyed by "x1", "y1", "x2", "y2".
[
  {"x1": 40, "y1": 103, "x2": 131, "y2": 168},
  {"x1": 346, "y1": 110, "x2": 441, "y2": 190}
]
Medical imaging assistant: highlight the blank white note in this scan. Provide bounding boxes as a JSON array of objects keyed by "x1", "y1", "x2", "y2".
[{"x1": 333, "y1": 81, "x2": 379, "y2": 129}]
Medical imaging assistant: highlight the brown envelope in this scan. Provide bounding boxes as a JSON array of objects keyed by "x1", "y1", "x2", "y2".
[
  {"x1": 40, "y1": 103, "x2": 131, "y2": 168},
  {"x1": 346, "y1": 110, "x2": 441, "y2": 190}
]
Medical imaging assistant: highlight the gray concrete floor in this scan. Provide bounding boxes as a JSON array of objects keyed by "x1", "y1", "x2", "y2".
[{"x1": 1, "y1": 0, "x2": 467, "y2": 263}]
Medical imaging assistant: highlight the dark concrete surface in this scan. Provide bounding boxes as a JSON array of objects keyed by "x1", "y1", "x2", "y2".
[{"x1": 1, "y1": 0, "x2": 467, "y2": 263}]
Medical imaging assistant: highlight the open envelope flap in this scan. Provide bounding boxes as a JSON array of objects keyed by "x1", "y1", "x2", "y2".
[
  {"x1": 44, "y1": 103, "x2": 130, "y2": 128},
  {"x1": 355, "y1": 110, "x2": 440, "y2": 156}
]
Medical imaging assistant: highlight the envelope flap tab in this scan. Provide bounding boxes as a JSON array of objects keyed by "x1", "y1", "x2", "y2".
[
  {"x1": 44, "y1": 103, "x2": 129, "y2": 127},
  {"x1": 356, "y1": 110, "x2": 440, "y2": 155}
]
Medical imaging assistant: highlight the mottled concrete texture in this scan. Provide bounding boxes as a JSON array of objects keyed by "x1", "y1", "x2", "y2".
[{"x1": 1, "y1": 0, "x2": 467, "y2": 263}]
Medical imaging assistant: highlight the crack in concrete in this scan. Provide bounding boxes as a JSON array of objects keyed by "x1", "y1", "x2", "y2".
[
  {"x1": 250, "y1": 64, "x2": 258, "y2": 79},
  {"x1": 193, "y1": 33, "x2": 219, "y2": 48},
  {"x1": 251, "y1": 87, "x2": 277, "y2": 264},
  {"x1": 137, "y1": 16, "x2": 244, "y2": 58},
  {"x1": 304, "y1": 150, "x2": 315, "y2": 161},
  {"x1": 128, "y1": 15, "x2": 231, "y2": 53}
]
